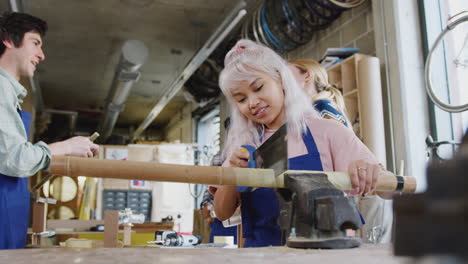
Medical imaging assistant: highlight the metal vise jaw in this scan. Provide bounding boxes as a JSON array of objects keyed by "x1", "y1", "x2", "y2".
[{"x1": 277, "y1": 172, "x2": 363, "y2": 249}]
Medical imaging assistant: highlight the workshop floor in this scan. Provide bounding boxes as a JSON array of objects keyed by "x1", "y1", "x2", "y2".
[{"x1": 0, "y1": 244, "x2": 410, "y2": 264}]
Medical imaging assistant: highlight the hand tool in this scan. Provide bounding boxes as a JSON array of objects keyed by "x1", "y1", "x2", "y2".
[
  {"x1": 89, "y1": 132, "x2": 100, "y2": 142},
  {"x1": 163, "y1": 234, "x2": 202, "y2": 247},
  {"x1": 237, "y1": 125, "x2": 288, "y2": 192},
  {"x1": 154, "y1": 230, "x2": 176, "y2": 242},
  {"x1": 149, "y1": 231, "x2": 202, "y2": 247}
]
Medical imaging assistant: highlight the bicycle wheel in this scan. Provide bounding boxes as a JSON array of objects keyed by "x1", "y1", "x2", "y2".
[{"x1": 425, "y1": 13, "x2": 468, "y2": 113}]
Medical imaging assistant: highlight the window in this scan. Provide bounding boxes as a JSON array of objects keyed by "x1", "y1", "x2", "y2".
[
  {"x1": 192, "y1": 106, "x2": 220, "y2": 208},
  {"x1": 420, "y1": 0, "x2": 468, "y2": 159}
]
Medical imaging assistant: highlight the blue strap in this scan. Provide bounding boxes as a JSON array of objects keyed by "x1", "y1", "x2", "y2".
[
  {"x1": 302, "y1": 126, "x2": 321, "y2": 156},
  {"x1": 237, "y1": 145, "x2": 256, "y2": 192},
  {"x1": 17, "y1": 110, "x2": 32, "y2": 136}
]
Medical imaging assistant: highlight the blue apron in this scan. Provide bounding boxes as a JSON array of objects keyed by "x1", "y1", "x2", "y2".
[
  {"x1": 240, "y1": 127, "x2": 323, "y2": 247},
  {"x1": 209, "y1": 218, "x2": 238, "y2": 244},
  {"x1": 0, "y1": 110, "x2": 32, "y2": 249}
]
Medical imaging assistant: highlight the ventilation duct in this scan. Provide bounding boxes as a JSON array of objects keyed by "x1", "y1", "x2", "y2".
[
  {"x1": 98, "y1": 40, "x2": 148, "y2": 142},
  {"x1": 8, "y1": 0, "x2": 23, "y2": 12}
]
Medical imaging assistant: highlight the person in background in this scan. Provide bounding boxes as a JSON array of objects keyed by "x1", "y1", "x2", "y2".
[
  {"x1": 0, "y1": 12, "x2": 99, "y2": 249},
  {"x1": 213, "y1": 39, "x2": 391, "y2": 248},
  {"x1": 200, "y1": 118, "x2": 238, "y2": 244},
  {"x1": 291, "y1": 58, "x2": 392, "y2": 243},
  {"x1": 289, "y1": 58, "x2": 351, "y2": 128}
]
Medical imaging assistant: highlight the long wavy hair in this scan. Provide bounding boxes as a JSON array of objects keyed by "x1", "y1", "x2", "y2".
[
  {"x1": 289, "y1": 58, "x2": 351, "y2": 126},
  {"x1": 219, "y1": 39, "x2": 317, "y2": 158}
]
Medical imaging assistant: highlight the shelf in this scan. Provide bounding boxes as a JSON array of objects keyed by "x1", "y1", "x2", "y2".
[
  {"x1": 326, "y1": 54, "x2": 386, "y2": 166},
  {"x1": 343, "y1": 89, "x2": 358, "y2": 97}
]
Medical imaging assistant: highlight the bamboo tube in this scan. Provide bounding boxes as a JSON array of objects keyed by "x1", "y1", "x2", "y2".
[
  {"x1": 50, "y1": 156, "x2": 416, "y2": 193},
  {"x1": 50, "y1": 156, "x2": 281, "y2": 188}
]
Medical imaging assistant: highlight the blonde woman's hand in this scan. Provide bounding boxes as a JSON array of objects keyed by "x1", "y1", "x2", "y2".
[
  {"x1": 348, "y1": 160, "x2": 384, "y2": 196},
  {"x1": 228, "y1": 148, "x2": 250, "y2": 168}
]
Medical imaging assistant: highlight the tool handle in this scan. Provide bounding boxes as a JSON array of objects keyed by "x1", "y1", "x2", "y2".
[
  {"x1": 89, "y1": 132, "x2": 100, "y2": 142},
  {"x1": 240, "y1": 145, "x2": 256, "y2": 168},
  {"x1": 237, "y1": 145, "x2": 257, "y2": 192},
  {"x1": 376, "y1": 172, "x2": 417, "y2": 193},
  {"x1": 325, "y1": 171, "x2": 417, "y2": 193}
]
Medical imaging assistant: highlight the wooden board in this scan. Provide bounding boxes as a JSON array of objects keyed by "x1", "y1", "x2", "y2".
[
  {"x1": 0, "y1": 244, "x2": 409, "y2": 263},
  {"x1": 46, "y1": 220, "x2": 173, "y2": 233},
  {"x1": 103, "y1": 210, "x2": 119, "y2": 248}
]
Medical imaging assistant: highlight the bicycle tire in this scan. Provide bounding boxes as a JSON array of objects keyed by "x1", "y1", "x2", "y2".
[
  {"x1": 328, "y1": 0, "x2": 367, "y2": 9},
  {"x1": 425, "y1": 14, "x2": 468, "y2": 113}
]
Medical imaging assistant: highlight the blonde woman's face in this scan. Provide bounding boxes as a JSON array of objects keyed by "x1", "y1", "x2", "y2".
[
  {"x1": 289, "y1": 65, "x2": 316, "y2": 97},
  {"x1": 230, "y1": 72, "x2": 285, "y2": 129},
  {"x1": 289, "y1": 65, "x2": 306, "y2": 86}
]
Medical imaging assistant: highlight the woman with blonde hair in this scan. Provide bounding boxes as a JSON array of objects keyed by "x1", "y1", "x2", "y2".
[
  {"x1": 289, "y1": 59, "x2": 351, "y2": 127},
  {"x1": 213, "y1": 39, "x2": 389, "y2": 247}
]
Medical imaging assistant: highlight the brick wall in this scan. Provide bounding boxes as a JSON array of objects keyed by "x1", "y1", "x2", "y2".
[{"x1": 287, "y1": 1, "x2": 375, "y2": 60}]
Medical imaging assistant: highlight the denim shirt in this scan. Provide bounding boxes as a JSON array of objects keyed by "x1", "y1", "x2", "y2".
[{"x1": 0, "y1": 68, "x2": 51, "y2": 177}]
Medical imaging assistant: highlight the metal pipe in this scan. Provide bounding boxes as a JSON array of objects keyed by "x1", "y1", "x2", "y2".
[
  {"x1": 8, "y1": 0, "x2": 23, "y2": 12},
  {"x1": 98, "y1": 40, "x2": 148, "y2": 142},
  {"x1": 130, "y1": 2, "x2": 247, "y2": 142}
]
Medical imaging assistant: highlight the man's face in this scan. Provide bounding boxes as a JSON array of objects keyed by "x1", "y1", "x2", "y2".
[{"x1": 11, "y1": 31, "x2": 45, "y2": 78}]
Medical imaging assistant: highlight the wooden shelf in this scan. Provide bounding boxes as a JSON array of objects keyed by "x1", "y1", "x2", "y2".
[
  {"x1": 343, "y1": 89, "x2": 358, "y2": 97},
  {"x1": 327, "y1": 53, "x2": 387, "y2": 166}
]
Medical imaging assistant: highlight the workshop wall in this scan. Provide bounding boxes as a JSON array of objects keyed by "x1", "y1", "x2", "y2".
[
  {"x1": 215, "y1": 2, "x2": 375, "y2": 150},
  {"x1": 287, "y1": 1, "x2": 375, "y2": 60},
  {"x1": 171, "y1": 2, "x2": 375, "y2": 145},
  {"x1": 164, "y1": 103, "x2": 194, "y2": 143}
]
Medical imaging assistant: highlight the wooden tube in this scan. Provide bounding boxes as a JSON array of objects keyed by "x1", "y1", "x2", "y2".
[
  {"x1": 50, "y1": 156, "x2": 281, "y2": 188},
  {"x1": 50, "y1": 156, "x2": 416, "y2": 193},
  {"x1": 322, "y1": 171, "x2": 417, "y2": 193}
]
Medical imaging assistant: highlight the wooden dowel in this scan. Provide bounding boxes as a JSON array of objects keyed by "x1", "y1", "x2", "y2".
[
  {"x1": 89, "y1": 132, "x2": 100, "y2": 142},
  {"x1": 320, "y1": 170, "x2": 417, "y2": 193},
  {"x1": 50, "y1": 156, "x2": 416, "y2": 193}
]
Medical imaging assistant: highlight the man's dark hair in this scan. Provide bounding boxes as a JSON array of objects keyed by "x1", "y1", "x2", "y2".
[{"x1": 0, "y1": 12, "x2": 47, "y2": 56}]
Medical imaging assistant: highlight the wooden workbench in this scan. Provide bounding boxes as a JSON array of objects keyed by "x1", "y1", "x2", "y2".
[{"x1": 0, "y1": 244, "x2": 409, "y2": 264}]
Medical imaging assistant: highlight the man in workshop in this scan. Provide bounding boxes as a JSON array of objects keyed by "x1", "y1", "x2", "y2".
[{"x1": 0, "y1": 12, "x2": 99, "y2": 249}]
